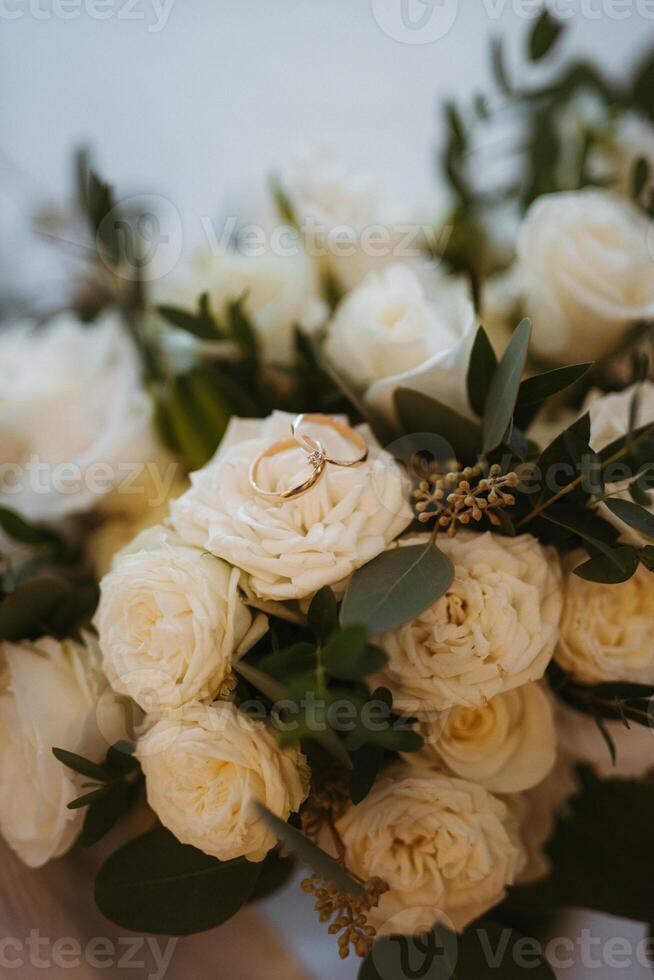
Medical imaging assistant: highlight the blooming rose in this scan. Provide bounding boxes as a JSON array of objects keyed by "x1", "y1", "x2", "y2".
[
  {"x1": 137, "y1": 701, "x2": 309, "y2": 862},
  {"x1": 407, "y1": 683, "x2": 556, "y2": 794},
  {"x1": 556, "y1": 558, "x2": 654, "y2": 684},
  {"x1": 0, "y1": 637, "x2": 97, "y2": 867},
  {"x1": 158, "y1": 245, "x2": 326, "y2": 367},
  {"x1": 517, "y1": 189, "x2": 654, "y2": 364},
  {"x1": 332, "y1": 765, "x2": 524, "y2": 932},
  {"x1": 322, "y1": 263, "x2": 477, "y2": 427},
  {"x1": 95, "y1": 526, "x2": 266, "y2": 712},
  {"x1": 0, "y1": 311, "x2": 162, "y2": 521},
  {"x1": 170, "y1": 411, "x2": 412, "y2": 601},
  {"x1": 285, "y1": 145, "x2": 428, "y2": 291},
  {"x1": 371, "y1": 532, "x2": 562, "y2": 714}
]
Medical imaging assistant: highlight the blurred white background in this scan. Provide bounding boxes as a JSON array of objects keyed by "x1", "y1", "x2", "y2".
[{"x1": 1, "y1": 2, "x2": 653, "y2": 978}]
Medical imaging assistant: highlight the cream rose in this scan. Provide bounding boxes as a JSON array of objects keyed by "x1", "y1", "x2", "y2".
[
  {"x1": 371, "y1": 532, "x2": 562, "y2": 714},
  {"x1": 158, "y1": 245, "x2": 326, "y2": 367},
  {"x1": 137, "y1": 701, "x2": 309, "y2": 862},
  {"x1": 407, "y1": 683, "x2": 556, "y2": 794},
  {"x1": 323, "y1": 263, "x2": 477, "y2": 427},
  {"x1": 332, "y1": 765, "x2": 524, "y2": 933},
  {"x1": 170, "y1": 411, "x2": 412, "y2": 601},
  {"x1": 0, "y1": 311, "x2": 162, "y2": 521},
  {"x1": 0, "y1": 637, "x2": 97, "y2": 867},
  {"x1": 95, "y1": 526, "x2": 266, "y2": 712},
  {"x1": 556, "y1": 558, "x2": 654, "y2": 684},
  {"x1": 285, "y1": 145, "x2": 428, "y2": 291},
  {"x1": 517, "y1": 189, "x2": 654, "y2": 364}
]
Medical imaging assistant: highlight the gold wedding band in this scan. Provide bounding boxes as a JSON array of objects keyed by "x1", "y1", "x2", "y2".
[
  {"x1": 248, "y1": 436, "x2": 326, "y2": 501},
  {"x1": 292, "y1": 413, "x2": 368, "y2": 466}
]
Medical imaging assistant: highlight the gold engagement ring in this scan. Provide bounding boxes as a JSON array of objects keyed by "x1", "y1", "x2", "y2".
[{"x1": 248, "y1": 414, "x2": 367, "y2": 501}]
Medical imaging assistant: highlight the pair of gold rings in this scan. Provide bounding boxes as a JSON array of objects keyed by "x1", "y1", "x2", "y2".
[{"x1": 248, "y1": 414, "x2": 368, "y2": 501}]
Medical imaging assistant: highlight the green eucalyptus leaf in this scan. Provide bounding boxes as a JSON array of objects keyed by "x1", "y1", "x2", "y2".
[
  {"x1": 466, "y1": 326, "x2": 498, "y2": 418},
  {"x1": 632, "y1": 156, "x2": 650, "y2": 201},
  {"x1": 483, "y1": 318, "x2": 531, "y2": 453},
  {"x1": 605, "y1": 498, "x2": 654, "y2": 540},
  {"x1": 95, "y1": 825, "x2": 259, "y2": 935},
  {"x1": 67, "y1": 785, "x2": 115, "y2": 810},
  {"x1": 516, "y1": 363, "x2": 591, "y2": 408},
  {"x1": 0, "y1": 508, "x2": 64, "y2": 550},
  {"x1": 80, "y1": 783, "x2": 139, "y2": 847},
  {"x1": 307, "y1": 586, "x2": 338, "y2": 641},
  {"x1": 256, "y1": 642, "x2": 316, "y2": 684},
  {"x1": 394, "y1": 388, "x2": 482, "y2": 459},
  {"x1": 322, "y1": 626, "x2": 385, "y2": 681},
  {"x1": 52, "y1": 747, "x2": 111, "y2": 783},
  {"x1": 573, "y1": 546, "x2": 640, "y2": 584},
  {"x1": 640, "y1": 545, "x2": 654, "y2": 571},
  {"x1": 341, "y1": 543, "x2": 454, "y2": 636},
  {"x1": 0, "y1": 576, "x2": 75, "y2": 642},
  {"x1": 528, "y1": 9, "x2": 565, "y2": 62},
  {"x1": 254, "y1": 803, "x2": 366, "y2": 900},
  {"x1": 349, "y1": 743, "x2": 385, "y2": 805}
]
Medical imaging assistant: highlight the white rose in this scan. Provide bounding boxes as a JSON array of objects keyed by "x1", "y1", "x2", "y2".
[
  {"x1": 0, "y1": 637, "x2": 96, "y2": 867},
  {"x1": 332, "y1": 765, "x2": 524, "y2": 933},
  {"x1": 159, "y1": 245, "x2": 326, "y2": 367},
  {"x1": 0, "y1": 311, "x2": 161, "y2": 521},
  {"x1": 285, "y1": 145, "x2": 431, "y2": 292},
  {"x1": 170, "y1": 411, "x2": 412, "y2": 601},
  {"x1": 371, "y1": 532, "x2": 562, "y2": 714},
  {"x1": 407, "y1": 683, "x2": 556, "y2": 794},
  {"x1": 323, "y1": 263, "x2": 477, "y2": 427},
  {"x1": 517, "y1": 189, "x2": 654, "y2": 364},
  {"x1": 137, "y1": 701, "x2": 309, "y2": 862},
  {"x1": 95, "y1": 526, "x2": 266, "y2": 712},
  {"x1": 556, "y1": 557, "x2": 654, "y2": 684}
]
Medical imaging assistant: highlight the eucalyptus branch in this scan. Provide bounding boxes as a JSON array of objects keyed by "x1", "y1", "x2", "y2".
[{"x1": 516, "y1": 422, "x2": 654, "y2": 529}]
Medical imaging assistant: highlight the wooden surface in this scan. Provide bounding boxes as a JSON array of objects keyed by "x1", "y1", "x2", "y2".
[{"x1": 0, "y1": 824, "x2": 311, "y2": 980}]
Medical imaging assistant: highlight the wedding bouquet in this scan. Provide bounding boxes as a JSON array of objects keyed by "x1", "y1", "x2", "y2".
[{"x1": 3, "y1": 11, "x2": 654, "y2": 978}]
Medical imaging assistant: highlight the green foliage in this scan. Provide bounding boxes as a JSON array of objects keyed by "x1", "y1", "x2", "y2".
[
  {"x1": 512, "y1": 768, "x2": 654, "y2": 923},
  {"x1": 254, "y1": 803, "x2": 366, "y2": 899},
  {"x1": 549, "y1": 663, "x2": 654, "y2": 732},
  {"x1": 340, "y1": 542, "x2": 454, "y2": 637},
  {"x1": 605, "y1": 497, "x2": 654, "y2": 540},
  {"x1": 482, "y1": 318, "x2": 532, "y2": 453},
  {"x1": 466, "y1": 326, "x2": 498, "y2": 417},
  {"x1": 95, "y1": 825, "x2": 261, "y2": 934},
  {"x1": 0, "y1": 576, "x2": 98, "y2": 642},
  {"x1": 528, "y1": 9, "x2": 565, "y2": 62},
  {"x1": 394, "y1": 388, "x2": 482, "y2": 460},
  {"x1": 54, "y1": 742, "x2": 141, "y2": 846}
]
